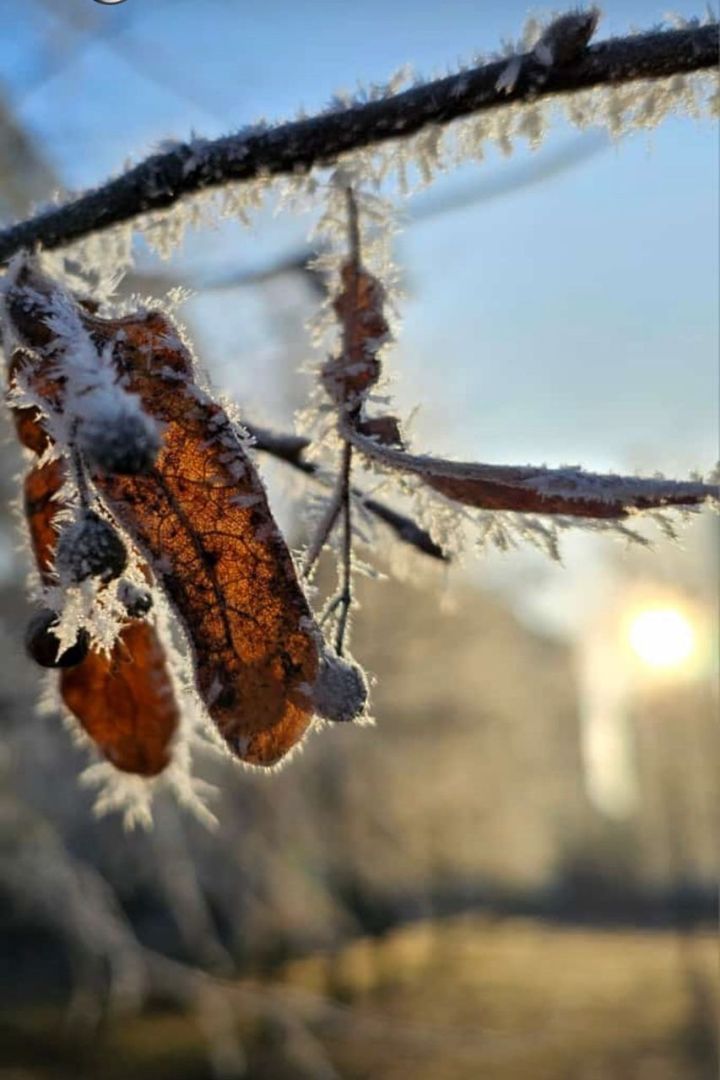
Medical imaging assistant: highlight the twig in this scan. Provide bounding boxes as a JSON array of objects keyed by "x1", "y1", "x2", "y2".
[
  {"x1": 0, "y1": 24, "x2": 715, "y2": 263},
  {"x1": 69, "y1": 421, "x2": 91, "y2": 511},
  {"x1": 302, "y1": 458, "x2": 346, "y2": 579},
  {"x1": 244, "y1": 421, "x2": 448, "y2": 561},
  {"x1": 334, "y1": 441, "x2": 353, "y2": 657}
]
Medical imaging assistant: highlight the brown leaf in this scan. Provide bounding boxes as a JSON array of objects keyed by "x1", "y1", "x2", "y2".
[
  {"x1": 9, "y1": 349, "x2": 179, "y2": 778},
  {"x1": 61, "y1": 620, "x2": 177, "y2": 777},
  {"x1": 345, "y1": 427, "x2": 719, "y2": 520},
  {"x1": 422, "y1": 464, "x2": 718, "y2": 518},
  {"x1": 322, "y1": 260, "x2": 388, "y2": 406},
  {"x1": 23, "y1": 457, "x2": 65, "y2": 577},
  {"x1": 94, "y1": 313, "x2": 319, "y2": 767},
  {"x1": 7, "y1": 265, "x2": 320, "y2": 768}
]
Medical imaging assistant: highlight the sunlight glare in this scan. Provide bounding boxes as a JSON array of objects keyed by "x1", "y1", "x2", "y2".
[{"x1": 627, "y1": 607, "x2": 695, "y2": 670}]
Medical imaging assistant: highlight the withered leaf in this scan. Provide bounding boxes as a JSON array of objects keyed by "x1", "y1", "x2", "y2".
[
  {"x1": 7, "y1": 265, "x2": 320, "y2": 768},
  {"x1": 346, "y1": 429, "x2": 719, "y2": 520},
  {"x1": 95, "y1": 313, "x2": 320, "y2": 767},
  {"x1": 10, "y1": 352, "x2": 179, "y2": 778},
  {"x1": 61, "y1": 619, "x2": 178, "y2": 777},
  {"x1": 322, "y1": 260, "x2": 388, "y2": 406}
]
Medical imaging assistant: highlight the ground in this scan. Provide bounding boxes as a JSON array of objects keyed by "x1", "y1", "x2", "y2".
[{"x1": 1, "y1": 915, "x2": 716, "y2": 1079}]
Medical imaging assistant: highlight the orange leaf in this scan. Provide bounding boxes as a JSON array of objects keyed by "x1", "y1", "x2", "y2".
[
  {"x1": 9, "y1": 348, "x2": 179, "y2": 777},
  {"x1": 345, "y1": 428, "x2": 718, "y2": 520},
  {"x1": 6, "y1": 266, "x2": 319, "y2": 768},
  {"x1": 93, "y1": 312, "x2": 319, "y2": 767},
  {"x1": 61, "y1": 619, "x2": 177, "y2": 777}
]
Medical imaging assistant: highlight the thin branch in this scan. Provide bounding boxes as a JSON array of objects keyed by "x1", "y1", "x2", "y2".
[
  {"x1": 334, "y1": 441, "x2": 354, "y2": 657},
  {"x1": 244, "y1": 421, "x2": 449, "y2": 561},
  {"x1": 0, "y1": 23, "x2": 716, "y2": 263},
  {"x1": 302, "y1": 460, "x2": 346, "y2": 578}
]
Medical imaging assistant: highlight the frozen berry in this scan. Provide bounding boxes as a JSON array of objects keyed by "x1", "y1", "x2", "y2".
[
  {"x1": 117, "y1": 579, "x2": 153, "y2": 618},
  {"x1": 56, "y1": 510, "x2": 128, "y2": 584},
  {"x1": 312, "y1": 651, "x2": 368, "y2": 723},
  {"x1": 25, "y1": 608, "x2": 90, "y2": 669},
  {"x1": 78, "y1": 403, "x2": 160, "y2": 476}
]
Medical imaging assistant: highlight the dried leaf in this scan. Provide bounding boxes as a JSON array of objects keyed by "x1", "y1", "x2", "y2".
[
  {"x1": 346, "y1": 427, "x2": 719, "y2": 519},
  {"x1": 6, "y1": 264, "x2": 320, "y2": 767},
  {"x1": 94, "y1": 314, "x2": 320, "y2": 767},
  {"x1": 61, "y1": 619, "x2": 178, "y2": 777},
  {"x1": 9, "y1": 350, "x2": 179, "y2": 778},
  {"x1": 322, "y1": 261, "x2": 388, "y2": 406}
]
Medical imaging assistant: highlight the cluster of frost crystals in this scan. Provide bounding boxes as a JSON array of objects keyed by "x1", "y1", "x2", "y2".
[
  {"x1": 39, "y1": 588, "x2": 221, "y2": 832},
  {"x1": 55, "y1": 509, "x2": 128, "y2": 586},
  {"x1": 410, "y1": 477, "x2": 711, "y2": 566},
  {"x1": 47, "y1": 290, "x2": 160, "y2": 468}
]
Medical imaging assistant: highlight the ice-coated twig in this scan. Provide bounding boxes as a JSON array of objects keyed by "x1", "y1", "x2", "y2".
[
  {"x1": 0, "y1": 23, "x2": 716, "y2": 263},
  {"x1": 302, "y1": 463, "x2": 346, "y2": 579},
  {"x1": 334, "y1": 441, "x2": 354, "y2": 657}
]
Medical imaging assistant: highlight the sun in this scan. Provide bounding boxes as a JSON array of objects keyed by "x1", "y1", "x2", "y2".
[{"x1": 627, "y1": 607, "x2": 696, "y2": 670}]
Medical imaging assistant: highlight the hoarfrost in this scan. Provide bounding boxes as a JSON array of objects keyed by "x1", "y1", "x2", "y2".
[
  {"x1": 312, "y1": 650, "x2": 369, "y2": 725},
  {"x1": 28, "y1": 21, "x2": 714, "y2": 289}
]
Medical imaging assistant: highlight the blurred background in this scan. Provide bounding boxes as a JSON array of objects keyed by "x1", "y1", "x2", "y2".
[{"x1": 0, "y1": 1, "x2": 717, "y2": 1078}]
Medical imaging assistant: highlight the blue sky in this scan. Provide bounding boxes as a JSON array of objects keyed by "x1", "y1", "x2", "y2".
[{"x1": 1, "y1": 0, "x2": 717, "y2": 634}]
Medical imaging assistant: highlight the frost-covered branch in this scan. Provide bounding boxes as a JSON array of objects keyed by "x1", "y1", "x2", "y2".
[{"x1": 0, "y1": 21, "x2": 716, "y2": 264}]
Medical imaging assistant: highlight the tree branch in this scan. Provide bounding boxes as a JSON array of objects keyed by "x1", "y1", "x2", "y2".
[
  {"x1": 0, "y1": 23, "x2": 716, "y2": 264},
  {"x1": 244, "y1": 422, "x2": 449, "y2": 562}
]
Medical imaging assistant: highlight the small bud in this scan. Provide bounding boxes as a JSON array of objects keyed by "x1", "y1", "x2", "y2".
[
  {"x1": 25, "y1": 608, "x2": 90, "y2": 669},
  {"x1": 56, "y1": 510, "x2": 128, "y2": 584},
  {"x1": 312, "y1": 651, "x2": 368, "y2": 723},
  {"x1": 78, "y1": 399, "x2": 161, "y2": 476},
  {"x1": 534, "y1": 9, "x2": 600, "y2": 68},
  {"x1": 356, "y1": 415, "x2": 404, "y2": 448},
  {"x1": 117, "y1": 579, "x2": 153, "y2": 618}
]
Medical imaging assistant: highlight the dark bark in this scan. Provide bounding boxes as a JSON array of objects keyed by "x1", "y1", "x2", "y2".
[{"x1": 0, "y1": 24, "x2": 716, "y2": 264}]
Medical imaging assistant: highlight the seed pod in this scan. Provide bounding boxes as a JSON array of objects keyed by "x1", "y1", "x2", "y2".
[
  {"x1": 312, "y1": 651, "x2": 368, "y2": 723},
  {"x1": 25, "y1": 608, "x2": 90, "y2": 669},
  {"x1": 117, "y1": 579, "x2": 153, "y2": 618},
  {"x1": 56, "y1": 510, "x2": 128, "y2": 584},
  {"x1": 78, "y1": 403, "x2": 161, "y2": 476}
]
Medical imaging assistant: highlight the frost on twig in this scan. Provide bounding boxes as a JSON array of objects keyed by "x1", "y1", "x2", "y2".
[
  {"x1": 305, "y1": 184, "x2": 396, "y2": 657},
  {"x1": 0, "y1": 22, "x2": 715, "y2": 263}
]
